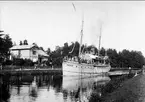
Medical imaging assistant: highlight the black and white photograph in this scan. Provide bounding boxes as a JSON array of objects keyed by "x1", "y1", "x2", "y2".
[{"x1": 0, "y1": 1, "x2": 145, "y2": 102}]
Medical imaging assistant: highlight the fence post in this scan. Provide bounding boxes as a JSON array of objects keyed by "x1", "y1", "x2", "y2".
[{"x1": 142, "y1": 65, "x2": 145, "y2": 74}]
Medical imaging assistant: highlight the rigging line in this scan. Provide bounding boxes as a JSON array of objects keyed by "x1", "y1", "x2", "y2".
[
  {"x1": 98, "y1": 23, "x2": 102, "y2": 56},
  {"x1": 69, "y1": 3, "x2": 77, "y2": 54},
  {"x1": 81, "y1": 44, "x2": 86, "y2": 54},
  {"x1": 72, "y1": 3, "x2": 76, "y2": 12},
  {"x1": 79, "y1": 12, "x2": 84, "y2": 56},
  {"x1": 69, "y1": 42, "x2": 76, "y2": 54}
]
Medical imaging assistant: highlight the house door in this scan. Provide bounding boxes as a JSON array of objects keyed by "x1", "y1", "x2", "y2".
[{"x1": 38, "y1": 55, "x2": 42, "y2": 64}]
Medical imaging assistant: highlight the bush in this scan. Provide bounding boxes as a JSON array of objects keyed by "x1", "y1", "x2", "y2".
[
  {"x1": 3, "y1": 60, "x2": 13, "y2": 65},
  {"x1": 12, "y1": 58, "x2": 34, "y2": 66},
  {"x1": 23, "y1": 59, "x2": 34, "y2": 66},
  {"x1": 13, "y1": 58, "x2": 24, "y2": 66}
]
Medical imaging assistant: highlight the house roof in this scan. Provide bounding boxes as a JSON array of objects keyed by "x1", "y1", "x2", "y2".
[
  {"x1": 37, "y1": 50, "x2": 49, "y2": 57},
  {"x1": 10, "y1": 45, "x2": 36, "y2": 50},
  {"x1": 10, "y1": 44, "x2": 49, "y2": 57}
]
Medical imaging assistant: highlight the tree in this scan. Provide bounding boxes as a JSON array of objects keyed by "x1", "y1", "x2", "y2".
[
  {"x1": 72, "y1": 41, "x2": 79, "y2": 56},
  {"x1": 50, "y1": 46, "x2": 63, "y2": 67},
  {"x1": 39, "y1": 47, "x2": 44, "y2": 51},
  {"x1": 107, "y1": 49, "x2": 118, "y2": 67},
  {"x1": 100, "y1": 47, "x2": 106, "y2": 56},
  {"x1": 19, "y1": 41, "x2": 23, "y2": 45},
  {"x1": 84, "y1": 45, "x2": 98, "y2": 54},
  {"x1": 62, "y1": 42, "x2": 69, "y2": 56},
  {"x1": 0, "y1": 34, "x2": 13, "y2": 63},
  {"x1": 46, "y1": 48, "x2": 51, "y2": 55},
  {"x1": 23, "y1": 40, "x2": 28, "y2": 45},
  {"x1": 130, "y1": 51, "x2": 145, "y2": 68},
  {"x1": 120, "y1": 49, "x2": 132, "y2": 68},
  {"x1": 117, "y1": 50, "x2": 145, "y2": 68},
  {"x1": 47, "y1": 41, "x2": 145, "y2": 69}
]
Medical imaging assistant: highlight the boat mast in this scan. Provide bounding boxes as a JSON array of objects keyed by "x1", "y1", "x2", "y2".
[
  {"x1": 98, "y1": 23, "x2": 102, "y2": 57},
  {"x1": 79, "y1": 15, "x2": 84, "y2": 57},
  {"x1": 0, "y1": 6, "x2": 3, "y2": 32},
  {"x1": 69, "y1": 3, "x2": 77, "y2": 54}
]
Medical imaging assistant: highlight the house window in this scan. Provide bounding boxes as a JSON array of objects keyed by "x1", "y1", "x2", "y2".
[
  {"x1": 18, "y1": 50, "x2": 21, "y2": 58},
  {"x1": 33, "y1": 51, "x2": 36, "y2": 55}
]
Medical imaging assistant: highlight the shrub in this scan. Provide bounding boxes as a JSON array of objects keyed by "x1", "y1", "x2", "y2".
[
  {"x1": 23, "y1": 59, "x2": 34, "y2": 66},
  {"x1": 13, "y1": 58, "x2": 24, "y2": 66},
  {"x1": 12, "y1": 58, "x2": 34, "y2": 66},
  {"x1": 3, "y1": 60, "x2": 13, "y2": 65}
]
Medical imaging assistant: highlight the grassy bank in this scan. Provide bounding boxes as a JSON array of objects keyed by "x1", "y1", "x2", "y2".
[
  {"x1": 102, "y1": 74, "x2": 145, "y2": 102},
  {"x1": 89, "y1": 74, "x2": 135, "y2": 102}
]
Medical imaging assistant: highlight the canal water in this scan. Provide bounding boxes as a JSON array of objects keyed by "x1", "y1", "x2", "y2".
[{"x1": 0, "y1": 73, "x2": 134, "y2": 102}]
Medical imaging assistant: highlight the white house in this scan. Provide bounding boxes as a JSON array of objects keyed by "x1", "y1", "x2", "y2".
[{"x1": 9, "y1": 44, "x2": 49, "y2": 62}]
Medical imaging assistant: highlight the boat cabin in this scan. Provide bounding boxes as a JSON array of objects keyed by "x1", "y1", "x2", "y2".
[
  {"x1": 80, "y1": 54, "x2": 109, "y2": 64},
  {"x1": 63, "y1": 53, "x2": 109, "y2": 65}
]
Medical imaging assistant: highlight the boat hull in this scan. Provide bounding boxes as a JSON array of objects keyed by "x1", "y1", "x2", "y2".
[
  {"x1": 62, "y1": 61, "x2": 111, "y2": 76},
  {"x1": 63, "y1": 75, "x2": 110, "y2": 91}
]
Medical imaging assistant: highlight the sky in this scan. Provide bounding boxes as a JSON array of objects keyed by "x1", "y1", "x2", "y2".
[{"x1": 1, "y1": 1, "x2": 145, "y2": 56}]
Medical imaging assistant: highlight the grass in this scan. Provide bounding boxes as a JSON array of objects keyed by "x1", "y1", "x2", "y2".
[{"x1": 89, "y1": 74, "x2": 135, "y2": 102}]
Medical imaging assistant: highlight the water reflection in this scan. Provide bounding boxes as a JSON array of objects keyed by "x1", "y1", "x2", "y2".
[
  {"x1": 0, "y1": 74, "x2": 112, "y2": 102},
  {"x1": 0, "y1": 76, "x2": 10, "y2": 102},
  {"x1": 62, "y1": 75, "x2": 110, "y2": 102},
  {"x1": 29, "y1": 76, "x2": 38, "y2": 100}
]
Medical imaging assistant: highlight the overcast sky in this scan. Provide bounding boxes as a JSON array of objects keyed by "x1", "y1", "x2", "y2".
[{"x1": 1, "y1": 1, "x2": 145, "y2": 56}]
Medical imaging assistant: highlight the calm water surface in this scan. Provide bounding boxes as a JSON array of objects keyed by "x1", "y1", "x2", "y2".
[{"x1": 0, "y1": 73, "x2": 132, "y2": 102}]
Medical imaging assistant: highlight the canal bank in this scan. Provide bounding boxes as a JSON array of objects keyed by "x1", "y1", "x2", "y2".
[
  {"x1": 103, "y1": 73, "x2": 145, "y2": 102},
  {"x1": 0, "y1": 68, "x2": 62, "y2": 75},
  {"x1": 0, "y1": 68, "x2": 141, "y2": 76}
]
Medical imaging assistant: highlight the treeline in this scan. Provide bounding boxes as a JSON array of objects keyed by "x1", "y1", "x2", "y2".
[
  {"x1": 0, "y1": 31, "x2": 13, "y2": 63},
  {"x1": 0, "y1": 31, "x2": 144, "y2": 69},
  {"x1": 47, "y1": 41, "x2": 145, "y2": 69},
  {"x1": 2, "y1": 58, "x2": 35, "y2": 66}
]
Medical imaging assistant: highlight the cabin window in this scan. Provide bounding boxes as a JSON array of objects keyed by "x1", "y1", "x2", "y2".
[{"x1": 33, "y1": 51, "x2": 36, "y2": 55}]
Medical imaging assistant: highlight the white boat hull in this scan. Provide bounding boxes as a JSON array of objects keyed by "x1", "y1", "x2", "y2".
[
  {"x1": 62, "y1": 75, "x2": 110, "y2": 102},
  {"x1": 62, "y1": 61, "x2": 111, "y2": 76},
  {"x1": 63, "y1": 75, "x2": 110, "y2": 91}
]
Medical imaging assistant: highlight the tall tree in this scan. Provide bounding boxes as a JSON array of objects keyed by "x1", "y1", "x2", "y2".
[
  {"x1": 107, "y1": 49, "x2": 118, "y2": 67},
  {"x1": 23, "y1": 40, "x2": 28, "y2": 45},
  {"x1": 46, "y1": 48, "x2": 51, "y2": 55},
  {"x1": 62, "y1": 42, "x2": 69, "y2": 56},
  {"x1": 73, "y1": 41, "x2": 80, "y2": 56},
  {"x1": 100, "y1": 47, "x2": 106, "y2": 56},
  {"x1": 0, "y1": 34, "x2": 13, "y2": 62}
]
